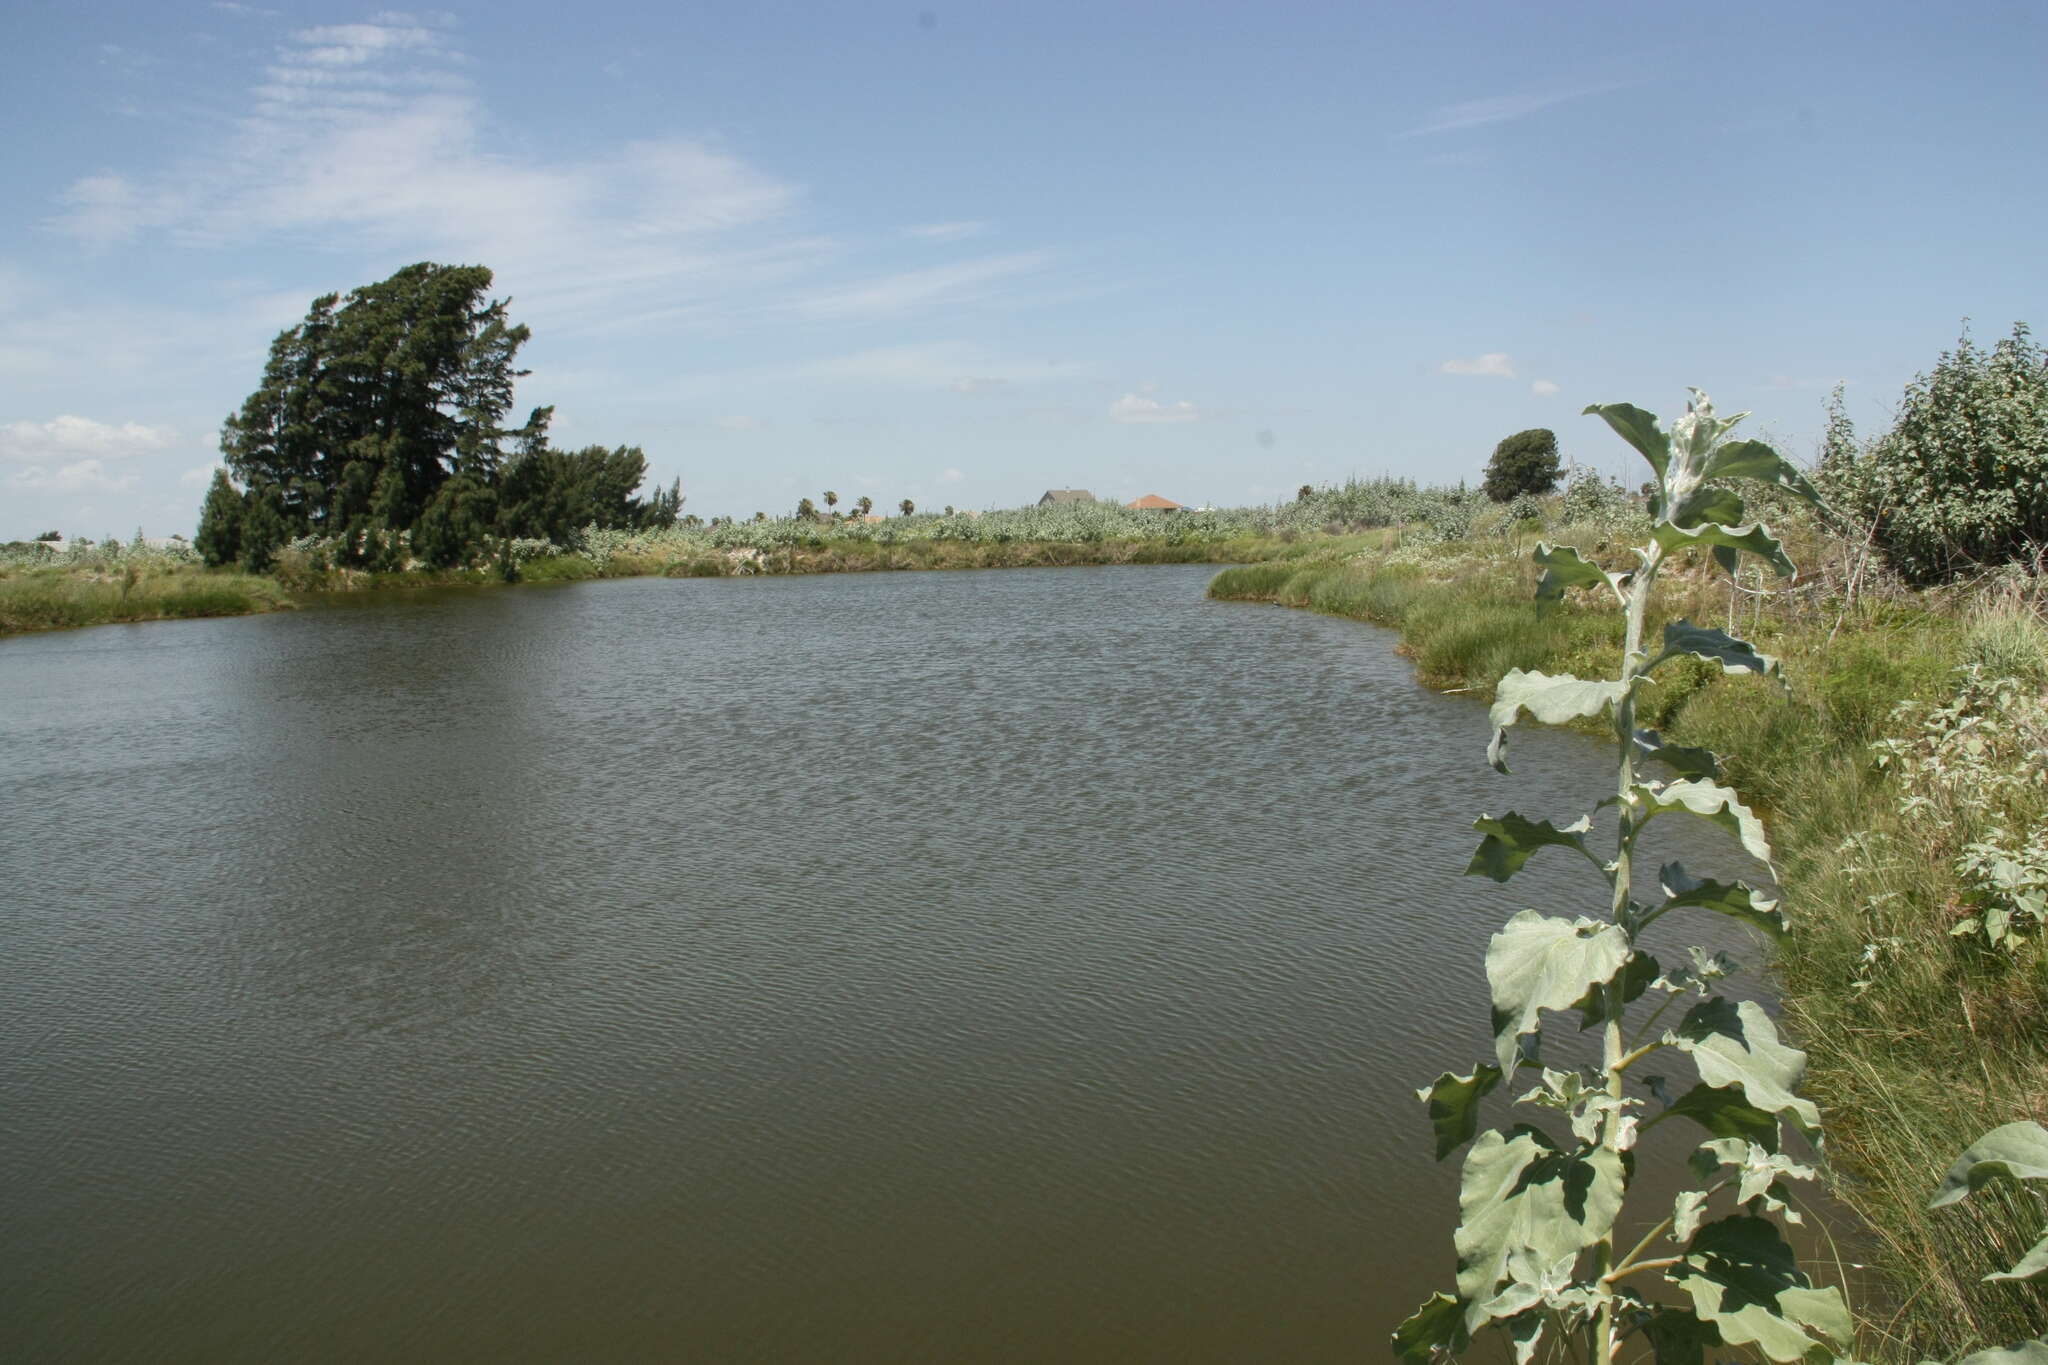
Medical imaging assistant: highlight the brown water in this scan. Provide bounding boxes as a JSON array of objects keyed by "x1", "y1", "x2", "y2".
[{"x1": 0, "y1": 566, "x2": 1768, "y2": 1362}]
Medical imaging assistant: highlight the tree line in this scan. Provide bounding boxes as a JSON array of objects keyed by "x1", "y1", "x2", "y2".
[{"x1": 196, "y1": 262, "x2": 678, "y2": 572}]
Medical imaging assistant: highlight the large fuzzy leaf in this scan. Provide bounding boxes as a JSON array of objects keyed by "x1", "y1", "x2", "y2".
[
  {"x1": 1635, "y1": 1305, "x2": 1723, "y2": 1365},
  {"x1": 1670, "y1": 1215, "x2": 1851, "y2": 1362},
  {"x1": 1417, "y1": 1064, "x2": 1504, "y2": 1161},
  {"x1": 1635, "y1": 778, "x2": 1774, "y2": 868},
  {"x1": 1533, "y1": 542, "x2": 1621, "y2": 606},
  {"x1": 1952, "y1": 1345, "x2": 2048, "y2": 1365},
  {"x1": 1666, "y1": 998, "x2": 1820, "y2": 1139},
  {"x1": 1633, "y1": 729, "x2": 1722, "y2": 781},
  {"x1": 1453, "y1": 1128, "x2": 1626, "y2": 1331},
  {"x1": 1391, "y1": 1292, "x2": 1469, "y2": 1363},
  {"x1": 1487, "y1": 911, "x2": 1633, "y2": 1073},
  {"x1": 1646, "y1": 620, "x2": 1782, "y2": 680},
  {"x1": 1929, "y1": 1121, "x2": 2048, "y2": 1207},
  {"x1": 1652, "y1": 519, "x2": 1797, "y2": 579},
  {"x1": 1574, "y1": 950, "x2": 1660, "y2": 1029},
  {"x1": 1660, "y1": 1083, "x2": 1781, "y2": 1150},
  {"x1": 1665, "y1": 484, "x2": 1748, "y2": 531},
  {"x1": 1700, "y1": 438, "x2": 1822, "y2": 508},
  {"x1": 1584, "y1": 401, "x2": 1671, "y2": 478},
  {"x1": 1987, "y1": 1233, "x2": 2048, "y2": 1283},
  {"x1": 1467, "y1": 812, "x2": 1597, "y2": 882},
  {"x1": 1652, "y1": 862, "x2": 1787, "y2": 939},
  {"x1": 1488, "y1": 670, "x2": 1630, "y2": 774}
]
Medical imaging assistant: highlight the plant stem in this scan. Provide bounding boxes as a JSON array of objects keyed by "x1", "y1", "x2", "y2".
[{"x1": 1595, "y1": 543, "x2": 1667, "y2": 1364}]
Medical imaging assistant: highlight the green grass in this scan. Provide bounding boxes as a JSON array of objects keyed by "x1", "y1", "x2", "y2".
[
  {"x1": 0, "y1": 565, "x2": 296, "y2": 635},
  {"x1": 1211, "y1": 545, "x2": 2048, "y2": 1359}
]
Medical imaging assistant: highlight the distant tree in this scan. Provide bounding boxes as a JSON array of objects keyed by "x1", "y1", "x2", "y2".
[
  {"x1": 855, "y1": 495, "x2": 873, "y2": 518},
  {"x1": 1482, "y1": 428, "x2": 1562, "y2": 502},
  {"x1": 823, "y1": 490, "x2": 839, "y2": 517},
  {"x1": 34, "y1": 530, "x2": 62, "y2": 542},
  {"x1": 1297, "y1": 483, "x2": 1313, "y2": 502},
  {"x1": 753, "y1": 511, "x2": 767, "y2": 522},
  {"x1": 196, "y1": 471, "x2": 245, "y2": 567},
  {"x1": 899, "y1": 498, "x2": 915, "y2": 516},
  {"x1": 206, "y1": 262, "x2": 662, "y2": 572},
  {"x1": 796, "y1": 497, "x2": 819, "y2": 521},
  {"x1": 238, "y1": 484, "x2": 289, "y2": 573},
  {"x1": 415, "y1": 474, "x2": 499, "y2": 568},
  {"x1": 943, "y1": 505, "x2": 955, "y2": 516}
]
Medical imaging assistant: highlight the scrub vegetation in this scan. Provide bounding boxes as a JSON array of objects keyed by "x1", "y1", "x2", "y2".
[{"x1": 1213, "y1": 376, "x2": 2048, "y2": 1359}]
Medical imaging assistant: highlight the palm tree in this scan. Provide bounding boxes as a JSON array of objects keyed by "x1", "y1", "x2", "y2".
[
  {"x1": 855, "y1": 495, "x2": 873, "y2": 518},
  {"x1": 823, "y1": 490, "x2": 839, "y2": 518},
  {"x1": 899, "y1": 498, "x2": 915, "y2": 517},
  {"x1": 796, "y1": 497, "x2": 818, "y2": 521}
]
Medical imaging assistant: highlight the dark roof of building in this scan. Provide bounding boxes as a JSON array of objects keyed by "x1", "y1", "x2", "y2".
[{"x1": 1038, "y1": 488, "x2": 1096, "y2": 504}]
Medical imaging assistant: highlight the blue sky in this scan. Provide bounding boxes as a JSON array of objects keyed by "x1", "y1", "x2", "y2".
[{"x1": 4, "y1": 1, "x2": 2044, "y2": 537}]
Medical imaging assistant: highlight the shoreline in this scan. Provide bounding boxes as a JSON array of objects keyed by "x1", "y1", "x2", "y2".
[{"x1": 1207, "y1": 547, "x2": 2047, "y2": 1358}]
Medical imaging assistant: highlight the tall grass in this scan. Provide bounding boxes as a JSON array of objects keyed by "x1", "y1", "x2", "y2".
[
  {"x1": 1211, "y1": 532, "x2": 2048, "y2": 1359},
  {"x1": 0, "y1": 564, "x2": 294, "y2": 635}
]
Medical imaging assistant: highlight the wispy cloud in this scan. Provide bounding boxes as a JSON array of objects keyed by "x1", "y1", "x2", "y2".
[
  {"x1": 10, "y1": 460, "x2": 136, "y2": 494},
  {"x1": 904, "y1": 221, "x2": 989, "y2": 242},
  {"x1": 1399, "y1": 79, "x2": 1637, "y2": 138},
  {"x1": 1439, "y1": 353, "x2": 1517, "y2": 378},
  {"x1": 1530, "y1": 379, "x2": 1560, "y2": 396},
  {"x1": 0, "y1": 415, "x2": 175, "y2": 464},
  {"x1": 1110, "y1": 393, "x2": 1199, "y2": 424},
  {"x1": 782, "y1": 251, "x2": 1054, "y2": 321}
]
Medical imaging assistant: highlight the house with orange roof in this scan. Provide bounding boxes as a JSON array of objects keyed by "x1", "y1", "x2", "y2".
[{"x1": 1127, "y1": 493, "x2": 1182, "y2": 511}]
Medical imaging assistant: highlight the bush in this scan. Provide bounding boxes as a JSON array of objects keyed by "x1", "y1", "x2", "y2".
[
  {"x1": 1846, "y1": 322, "x2": 2048, "y2": 582},
  {"x1": 1481, "y1": 428, "x2": 1560, "y2": 502}
]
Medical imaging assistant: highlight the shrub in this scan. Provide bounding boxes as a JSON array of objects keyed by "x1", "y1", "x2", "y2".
[
  {"x1": 1847, "y1": 322, "x2": 2048, "y2": 582},
  {"x1": 1481, "y1": 428, "x2": 1560, "y2": 502}
]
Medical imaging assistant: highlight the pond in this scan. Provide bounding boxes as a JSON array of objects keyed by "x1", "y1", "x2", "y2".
[{"x1": 0, "y1": 565, "x2": 1768, "y2": 1362}]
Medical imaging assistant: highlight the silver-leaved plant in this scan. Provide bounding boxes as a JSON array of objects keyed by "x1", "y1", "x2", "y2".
[{"x1": 1395, "y1": 392, "x2": 1852, "y2": 1365}]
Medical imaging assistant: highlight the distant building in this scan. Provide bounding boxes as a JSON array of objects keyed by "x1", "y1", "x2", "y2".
[
  {"x1": 1128, "y1": 493, "x2": 1182, "y2": 511},
  {"x1": 1037, "y1": 489, "x2": 1095, "y2": 506}
]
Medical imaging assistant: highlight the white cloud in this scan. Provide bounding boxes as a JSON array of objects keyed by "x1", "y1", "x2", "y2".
[
  {"x1": 939, "y1": 468, "x2": 964, "y2": 483},
  {"x1": 1399, "y1": 80, "x2": 1638, "y2": 138},
  {"x1": 783, "y1": 251, "x2": 1053, "y2": 321},
  {"x1": 1439, "y1": 353, "x2": 1517, "y2": 378},
  {"x1": 0, "y1": 416, "x2": 175, "y2": 464},
  {"x1": 11, "y1": 460, "x2": 136, "y2": 493},
  {"x1": 181, "y1": 464, "x2": 223, "y2": 486},
  {"x1": 1110, "y1": 393, "x2": 1199, "y2": 424},
  {"x1": 44, "y1": 18, "x2": 820, "y2": 335},
  {"x1": 904, "y1": 221, "x2": 989, "y2": 242},
  {"x1": 1531, "y1": 379, "x2": 1560, "y2": 396}
]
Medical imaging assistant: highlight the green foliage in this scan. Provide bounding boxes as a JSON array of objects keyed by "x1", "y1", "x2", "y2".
[
  {"x1": 1484, "y1": 428, "x2": 1562, "y2": 503},
  {"x1": 1931, "y1": 1122, "x2": 2048, "y2": 1285},
  {"x1": 1836, "y1": 322, "x2": 2048, "y2": 583},
  {"x1": 1396, "y1": 391, "x2": 1845, "y2": 1365},
  {"x1": 195, "y1": 470, "x2": 244, "y2": 567},
  {"x1": 206, "y1": 262, "x2": 663, "y2": 573}
]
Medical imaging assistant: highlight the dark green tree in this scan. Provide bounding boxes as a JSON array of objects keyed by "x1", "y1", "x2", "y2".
[
  {"x1": 195, "y1": 470, "x2": 245, "y2": 567},
  {"x1": 217, "y1": 262, "x2": 532, "y2": 549},
  {"x1": 414, "y1": 475, "x2": 500, "y2": 568},
  {"x1": 238, "y1": 484, "x2": 288, "y2": 573},
  {"x1": 899, "y1": 498, "x2": 914, "y2": 516},
  {"x1": 1481, "y1": 428, "x2": 1562, "y2": 502},
  {"x1": 796, "y1": 497, "x2": 819, "y2": 521}
]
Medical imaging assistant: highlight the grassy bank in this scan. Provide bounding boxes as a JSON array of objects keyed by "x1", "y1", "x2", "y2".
[
  {"x1": 1211, "y1": 531, "x2": 2048, "y2": 1358},
  {"x1": 0, "y1": 562, "x2": 297, "y2": 636},
  {"x1": 4, "y1": 530, "x2": 1397, "y2": 638}
]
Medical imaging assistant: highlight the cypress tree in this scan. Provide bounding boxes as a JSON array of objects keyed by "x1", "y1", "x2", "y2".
[{"x1": 195, "y1": 470, "x2": 245, "y2": 567}]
